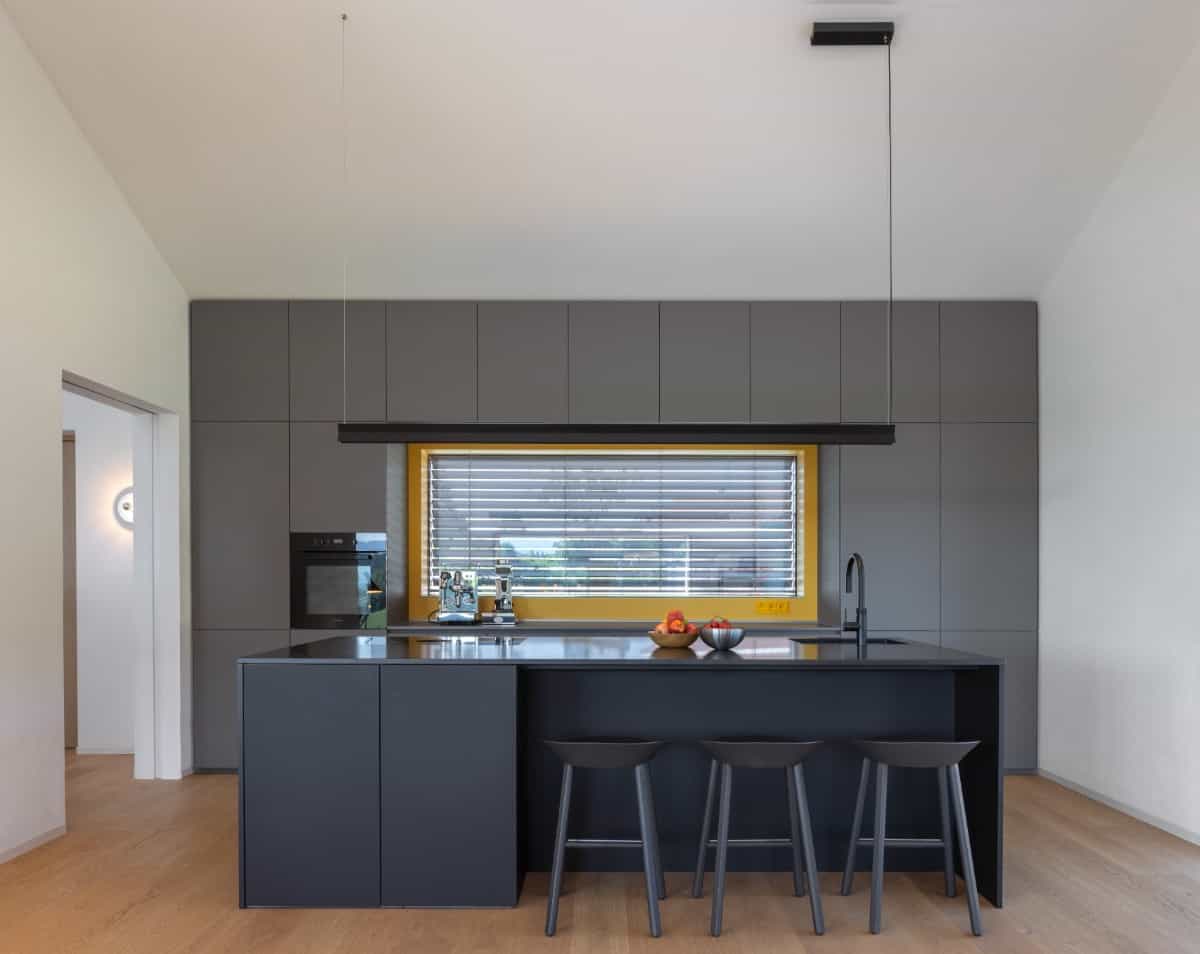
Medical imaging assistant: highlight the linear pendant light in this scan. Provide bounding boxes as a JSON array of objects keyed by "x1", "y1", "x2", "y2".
[{"x1": 338, "y1": 20, "x2": 898, "y2": 448}]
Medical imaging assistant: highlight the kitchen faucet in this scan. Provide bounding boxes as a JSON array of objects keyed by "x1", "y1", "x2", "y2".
[{"x1": 843, "y1": 553, "x2": 867, "y2": 657}]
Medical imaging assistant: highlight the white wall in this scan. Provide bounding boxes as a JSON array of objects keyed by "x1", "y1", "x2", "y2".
[
  {"x1": 61, "y1": 393, "x2": 136, "y2": 754},
  {"x1": 1039, "y1": 37, "x2": 1200, "y2": 842},
  {"x1": 0, "y1": 5, "x2": 189, "y2": 861}
]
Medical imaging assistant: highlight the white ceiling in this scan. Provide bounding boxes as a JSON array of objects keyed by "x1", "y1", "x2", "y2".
[{"x1": 6, "y1": 0, "x2": 1199, "y2": 300}]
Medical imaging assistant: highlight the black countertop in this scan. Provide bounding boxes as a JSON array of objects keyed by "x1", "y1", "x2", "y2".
[{"x1": 243, "y1": 633, "x2": 1002, "y2": 669}]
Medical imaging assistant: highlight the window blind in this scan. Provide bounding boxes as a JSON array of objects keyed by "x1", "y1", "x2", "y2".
[{"x1": 425, "y1": 452, "x2": 801, "y2": 597}]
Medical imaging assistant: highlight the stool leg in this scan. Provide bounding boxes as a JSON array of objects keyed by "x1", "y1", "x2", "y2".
[
  {"x1": 791, "y1": 763, "x2": 826, "y2": 936},
  {"x1": 869, "y1": 762, "x2": 888, "y2": 935},
  {"x1": 691, "y1": 758, "x2": 719, "y2": 898},
  {"x1": 710, "y1": 763, "x2": 733, "y2": 937},
  {"x1": 545, "y1": 763, "x2": 573, "y2": 937},
  {"x1": 641, "y1": 764, "x2": 666, "y2": 901},
  {"x1": 938, "y1": 765, "x2": 957, "y2": 898},
  {"x1": 949, "y1": 764, "x2": 983, "y2": 937},
  {"x1": 786, "y1": 768, "x2": 806, "y2": 897},
  {"x1": 841, "y1": 756, "x2": 871, "y2": 896},
  {"x1": 634, "y1": 763, "x2": 663, "y2": 938}
]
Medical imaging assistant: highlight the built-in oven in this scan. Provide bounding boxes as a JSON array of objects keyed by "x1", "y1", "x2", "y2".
[{"x1": 290, "y1": 532, "x2": 386, "y2": 630}]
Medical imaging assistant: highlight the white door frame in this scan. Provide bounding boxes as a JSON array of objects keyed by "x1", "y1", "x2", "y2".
[{"x1": 64, "y1": 374, "x2": 186, "y2": 780}]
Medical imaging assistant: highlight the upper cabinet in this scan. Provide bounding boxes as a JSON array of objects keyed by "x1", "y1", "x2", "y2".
[
  {"x1": 841, "y1": 301, "x2": 942, "y2": 422},
  {"x1": 659, "y1": 302, "x2": 750, "y2": 423},
  {"x1": 750, "y1": 302, "x2": 840, "y2": 423},
  {"x1": 891, "y1": 302, "x2": 940, "y2": 421},
  {"x1": 477, "y1": 303, "x2": 568, "y2": 423},
  {"x1": 940, "y1": 302, "x2": 1037, "y2": 422},
  {"x1": 840, "y1": 302, "x2": 888, "y2": 423},
  {"x1": 568, "y1": 302, "x2": 659, "y2": 423},
  {"x1": 289, "y1": 301, "x2": 386, "y2": 422},
  {"x1": 387, "y1": 302, "x2": 477, "y2": 423},
  {"x1": 190, "y1": 301, "x2": 289, "y2": 421}
]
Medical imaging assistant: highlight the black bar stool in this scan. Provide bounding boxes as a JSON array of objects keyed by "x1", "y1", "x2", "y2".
[
  {"x1": 544, "y1": 739, "x2": 666, "y2": 938},
  {"x1": 840, "y1": 739, "x2": 983, "y2": 936},
  {"x1": 691, "y1": 739, "x2": 825, "y2": 937}
]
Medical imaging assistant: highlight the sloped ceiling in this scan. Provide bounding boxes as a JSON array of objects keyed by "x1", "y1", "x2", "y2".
[{"x1": 5, "y1": 0, "x2": 1199, "y2": 300}]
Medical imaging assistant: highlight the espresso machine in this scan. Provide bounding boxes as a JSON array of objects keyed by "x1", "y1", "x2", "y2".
[
  {"x1": 435, "y1": 569, "x2": 481, "y2": 624},
  {"x1": 491, "y1": 563, "x2": 517, "y2": 625}
]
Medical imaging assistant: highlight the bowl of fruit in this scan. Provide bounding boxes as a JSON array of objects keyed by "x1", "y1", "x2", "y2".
[
  {"x1": 649, "y1": 610, "x2": 700, "y2": 649},
  {"x1": 700, "y1": 618, "x2": 745, "y2": 651}
]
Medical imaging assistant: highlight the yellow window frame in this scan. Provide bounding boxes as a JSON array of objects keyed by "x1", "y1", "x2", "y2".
[{"x1": 407, "y1": 443, "x2": 818, "y2": 623}]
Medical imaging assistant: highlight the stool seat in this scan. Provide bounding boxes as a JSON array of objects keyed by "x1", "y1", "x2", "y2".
[
  {"x1": 545, "y1": 738, "x2": 664, "y2": 769},
  {"x1": 852, "y1": 739, "x2": 979, "y2": 769},
  {"x1": 701, "y1": 738, "x2": 824, "y2": 769}
]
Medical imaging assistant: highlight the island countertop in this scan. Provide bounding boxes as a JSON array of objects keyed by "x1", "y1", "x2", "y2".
[{"x1": 242, "y1": 633, "x2": 1003, "y2": 669}]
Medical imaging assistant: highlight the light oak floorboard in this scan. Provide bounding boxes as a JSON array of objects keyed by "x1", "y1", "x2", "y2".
[{"x1": 0, "y1": 756, "x2": 1197, "y2": 953}]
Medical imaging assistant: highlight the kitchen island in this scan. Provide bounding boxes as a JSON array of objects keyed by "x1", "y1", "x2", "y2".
[{"x1": 237, "y1": 633, "x2": 1003, "y2": 909}]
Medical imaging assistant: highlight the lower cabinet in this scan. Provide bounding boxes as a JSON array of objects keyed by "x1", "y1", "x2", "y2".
[
  {"x1": 241, "y1": 664, "x2": 381, "y2": 907},
  {"x1": 381, "y1": 665, "x2": 518, "y2": 907}
]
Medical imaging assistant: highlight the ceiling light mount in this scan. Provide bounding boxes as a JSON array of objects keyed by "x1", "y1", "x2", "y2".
[{"x1": 810, "y1": 21, "x2": 894, "y2": 46}]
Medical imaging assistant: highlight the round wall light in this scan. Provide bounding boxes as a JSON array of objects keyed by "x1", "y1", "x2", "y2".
[{"x1": 113, "y1": 486, "x2": 134, "y2": 529}]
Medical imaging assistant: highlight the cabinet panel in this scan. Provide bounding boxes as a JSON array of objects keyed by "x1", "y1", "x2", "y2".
[
  {"x1": 750, "y1": 302, "x2": 840, "y2": 423},
  {"x1": 191, "y1": 301, "x2": 289, "y2": 421},
  {"x1": 941, "y1": 423, "x2": 1038, "y2": 630},
  {"x1": 381, "y1": 665, "x2": 518, "y2": 906},
  {"x1": 289, "y1": 300, "x2": 386, "y2": 421},
  {"x1": 892, "y1": 301, "x2": 940, "y2": 421},
  {"x1": 568, "y1": 302, "x2": 659, "y2": 423},
  {"x1": 241, "y1": 664, "x2": 380, "y2": 907},
  {"x1": 477, "y1": 303, "x2": 568, "y2": 422},
  {"x1": 841, "y1": 301, "x2": 888, "y2": 423},
  {"x1": 386, "y1": 302, "x2": 477, "y2": 422},
  {"x1": 192, "y1": 423, "x2": 289, "y2": 629},
  {"x1": 942, "y1": 630, "x2": 1037, "y2": 771},
  {"x1": 659, "y1": 302, "x2": 750, "y2": 423},
  {"x1": 193, "y1": 630, "x2": 288, "y2": 770},
  {"x1": 289, "y1": 422, "x2": 385, "y2": 531},
  {"x1": 941, "y1": 302, "x2": 1037, "y2": 422},
  {"x1": 841, "y1": 424, "x2": 940, "y2": 631}
]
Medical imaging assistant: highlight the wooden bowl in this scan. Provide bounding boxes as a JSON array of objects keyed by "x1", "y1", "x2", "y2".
[{"x1": 649, "y1": 628, "x2": 698, "y2": 649}]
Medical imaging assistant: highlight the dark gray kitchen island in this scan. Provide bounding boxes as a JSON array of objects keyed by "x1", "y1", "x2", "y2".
[{"x1": 237, "y1": 633, "x2": 1003, "y2": 910}]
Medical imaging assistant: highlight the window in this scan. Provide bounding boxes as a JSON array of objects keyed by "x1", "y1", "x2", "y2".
[{"x1": 408, "y1": 445, "x2": 817, "y2": 621}]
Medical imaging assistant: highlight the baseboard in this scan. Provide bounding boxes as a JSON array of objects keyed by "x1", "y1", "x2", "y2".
[
  {"x1": 0, "y1": 825, "x2": 67, "y2": 864},
  {"x1": 75, "y1": 747, "x2": 134, "y2": 756},
  {"x1": 1039, "y1": 769, "x2": 1200, "y2": 847},
  {"x1": 1005, "y1": 768, "x2": 1038, "y2": 776}
]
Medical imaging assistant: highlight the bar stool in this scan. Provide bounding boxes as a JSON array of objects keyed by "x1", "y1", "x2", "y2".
[
  {"x1": 840, "y1": 739, "x2": 983, "y2": 936},
  {"x1": 691, "y1": 739, "x2": 825, "y2": 937},
  {"x1": 544, "y1": 739, "x2": 666, "y2": 938}
]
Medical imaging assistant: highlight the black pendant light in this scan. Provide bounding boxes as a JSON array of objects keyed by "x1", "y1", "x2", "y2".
[{"x1": 339, "y1": 20, "x2": 898, "y2": 447}]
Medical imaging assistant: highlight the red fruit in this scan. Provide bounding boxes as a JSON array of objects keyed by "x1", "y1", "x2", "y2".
[
  {"x1": 685, "y1": 623, "x2": 699, "y2": 636},
  {"x1": 668, "y1": 618, "x2": 686, "y2": 633}
]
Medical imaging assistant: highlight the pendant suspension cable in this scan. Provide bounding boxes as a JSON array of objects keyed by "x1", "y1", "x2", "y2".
[
  {"x1": 886, "y1": 39, "x2": 894, "y2": 426},
  {"x1": 340, "y1": 12, "x2": 349, "y2": 424}
]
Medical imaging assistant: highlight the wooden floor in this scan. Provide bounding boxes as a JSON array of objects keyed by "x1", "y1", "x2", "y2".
[{"x1": 1, "y1": 755, "x2": 1197, "y2": 953}]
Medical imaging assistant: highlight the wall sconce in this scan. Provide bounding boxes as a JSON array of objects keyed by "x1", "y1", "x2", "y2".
[{"x1": 113, "y1": 486, "x2": 134, "y2": 529}]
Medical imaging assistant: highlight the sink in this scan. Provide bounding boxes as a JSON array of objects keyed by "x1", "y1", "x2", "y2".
[{"x1": 789, "y1": 637, "x2": 907, "y2": 646}]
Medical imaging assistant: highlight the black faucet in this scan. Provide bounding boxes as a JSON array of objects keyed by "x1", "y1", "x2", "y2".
[{"x1": 843, "y1": 553, "x2": 867, "y2": 657}]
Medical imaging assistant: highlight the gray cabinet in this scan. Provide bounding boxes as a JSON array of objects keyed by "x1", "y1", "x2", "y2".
[
  {"x1": 381, "y1": 666, "x2": 518, "y2": 906},
  {"x1": 568, "y1": 302, "x2": 659, "y2": 423},
  {"x1": 477, "y1": 302, "x2": 568, "y2": 422},
  {"x1": 941, "y1": 302, "x2": 1037, "y2": 422},
  {"x1": 750, "y1": 302, "x2": 840, "y2": 423},
  {"x1": 659, "y1": 302, "x2": 750, "y2": 422},
  {"x1": 892, "y1": 301, "x2": 940, "y2": 421},
  {"x1": 191, "y1": 301, "x2": 289, "y2": 421},
  {"x1": 289, "y1": 423, "x2": 385, "y2": 531},
  {"x1": 192, "y1": 423, "x2": 290, "y2": 629},
  {"x1": 193, "y1": 630, "x2": 288, "y2": 769},
  {"x1": 942, "y1": 630, "x2": 1037, "y2": 771},
  {"x1": 841, "y1": 302, "x2": 888, "y2": 423},
  {"x1": 289, "y1": 300, "x2": 386, "y2": 421},
  {"x1": 240, "y1": 663, "x2": 381, "y2": 907},
  {"x1": 941, "y1": 423, "x2": 1038, "y2": 631},
  {"x1": 840, "y1": 424, "x2": 940, "y2": 631},
  {"x1": 386, "y1": 301, "x2": 477, "y2": 422}
]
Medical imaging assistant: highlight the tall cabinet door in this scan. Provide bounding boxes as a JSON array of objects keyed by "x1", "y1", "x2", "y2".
[
  {"x1": 241, "y1": 663, "x2": 381, "y2": 907},
  {"x1": 381, "y1": 666, "x2": 518, "y2": 907}
]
